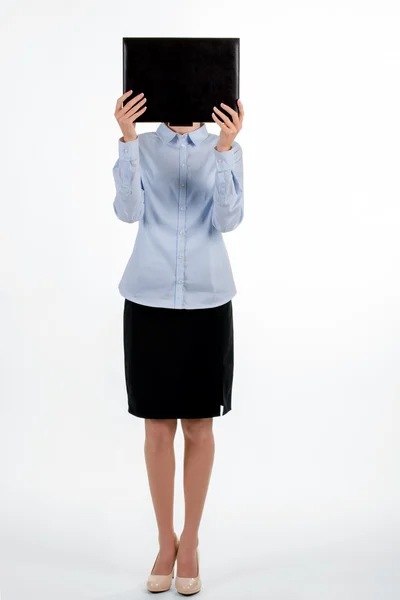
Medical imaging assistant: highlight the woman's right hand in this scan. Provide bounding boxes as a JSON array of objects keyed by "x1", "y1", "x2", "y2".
[{"x1": 114, "y1": 90, "x2": 147, "y2": 142}]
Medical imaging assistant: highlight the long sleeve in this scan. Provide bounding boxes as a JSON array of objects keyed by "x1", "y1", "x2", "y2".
[
  {"x1": 112, "y1": 136, "x2": 145, "y2": 223},
  {"x1": 211, "y1": 142, "x2": 244, "y2": 233}
]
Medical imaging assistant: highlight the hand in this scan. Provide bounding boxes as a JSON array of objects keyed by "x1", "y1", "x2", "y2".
[
  {"x1": 114, "y1": 90, "x2": 147, "y2": 142},
  {"x1": 212, "y1": 99, "x2": 244, "y2": 151}
]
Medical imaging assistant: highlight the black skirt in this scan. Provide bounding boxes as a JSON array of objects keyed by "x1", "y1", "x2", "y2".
[{"x1": 123, "y1": 298, "x2": 234, "y2": 419}]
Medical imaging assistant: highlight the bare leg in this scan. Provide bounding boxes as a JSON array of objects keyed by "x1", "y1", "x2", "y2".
[
  {"x1": 177, "y1": 417, "x2": 215, "y2": 577},
  {"x1": 144, "y1": 418, "x2": 178, "y2": 574}
]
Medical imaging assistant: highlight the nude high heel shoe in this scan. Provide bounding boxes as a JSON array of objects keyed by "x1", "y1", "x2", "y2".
[
  {"x1": 146, "y1": 533, "x2": 180, "y2": 593},
  {"x1": 175, "y1": 547, "x2": 201, "y2": 595}
]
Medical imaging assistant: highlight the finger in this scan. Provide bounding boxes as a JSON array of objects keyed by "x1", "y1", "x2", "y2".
[
  {"x1": 219, "y1": 103, "x2": 236, "y2": 116},
  {"x1": 211, "y1": 112, "x2": 231, "y2": 131},
  {"x1": 220, "y1": 103, "x2": 240, "y2": 127},
  {"x1": 115, "y1": 90, "x2": 134, "y2": 111},
  {"x1": 123, "y1": 95, "x2": 147, "y2": 115},
  {"x1": 237, "y1": 99, "x2": 245, "y2": 121},
  {"x1": 117, "y1": 93, "x2": 143, "y2": 116},
  {"x1": 115, "y1": 91, "x2": 143, "y2": 113},
  {"x1": 121, "y1": 98, "x2": 147, "y2": 118},
  {"x1": 120, "y1": 104, "x2": 147, "y2": 122},
  {"x1": 213, "y1": 106, "x2": 235, "y2": 129},
  {"x1": 118, "y1": 95, "x2": 146, "y2": 118}
]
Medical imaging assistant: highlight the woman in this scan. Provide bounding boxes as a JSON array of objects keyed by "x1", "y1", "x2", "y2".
[{"x1": 112, "y1": 90, "x2": 244, "y2": 595}]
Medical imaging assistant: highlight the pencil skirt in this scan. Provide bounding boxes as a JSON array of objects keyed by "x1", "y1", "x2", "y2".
[{"x1": 122, "y1": 298, "x2": 234, "y2": 419}]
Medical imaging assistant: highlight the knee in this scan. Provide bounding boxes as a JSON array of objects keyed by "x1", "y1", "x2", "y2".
[
  {"x1": 145, "y1": 419, "x2": 177, "y2": 450},
  {"x1": 181, "y1": 418, "x2": 213, "y2": 444}
]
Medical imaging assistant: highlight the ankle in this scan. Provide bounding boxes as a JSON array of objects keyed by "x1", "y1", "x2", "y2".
[
  {"x1": 158, "y1": 530, "x2": 177, "y2": 546},
  {"x1": 178, "y1": 530, "x2": 199, "y2": 548}
]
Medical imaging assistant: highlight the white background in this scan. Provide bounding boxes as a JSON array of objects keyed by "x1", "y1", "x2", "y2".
[{"x1": 0, "y1": 0, "x2": 399, "y2": 598}]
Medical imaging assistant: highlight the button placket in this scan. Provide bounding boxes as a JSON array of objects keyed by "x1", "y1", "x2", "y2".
[{"x1": 176, "y1": 137, "x2": 187, "y2": 308}]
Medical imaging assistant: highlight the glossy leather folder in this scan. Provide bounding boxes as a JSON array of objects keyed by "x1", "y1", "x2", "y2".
[{"x1": 122, "y1": 37, "x2": 240, "y2": 126}]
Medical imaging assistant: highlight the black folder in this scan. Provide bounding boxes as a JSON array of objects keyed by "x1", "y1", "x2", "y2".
[{"x1": 122, "y1": 37, "x2": 240, "y2": 126}]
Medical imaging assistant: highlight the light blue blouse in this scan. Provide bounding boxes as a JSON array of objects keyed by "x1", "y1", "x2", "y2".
[{"x1": 112, "y1": 122, "x2": 244, "y2": 309}]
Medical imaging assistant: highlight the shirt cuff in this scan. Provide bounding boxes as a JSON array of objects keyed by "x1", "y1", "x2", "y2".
[
  {"x1": 118, "y1": 136, "x2": 139, "y2": 161},
  {"x1": 214, "y1": 145, "x2": 235, "y2": 171}
]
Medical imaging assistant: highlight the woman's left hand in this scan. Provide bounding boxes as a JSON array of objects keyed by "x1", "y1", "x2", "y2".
[{"x1": 212, "y1": 99, "x2": 244, "y2": 151}]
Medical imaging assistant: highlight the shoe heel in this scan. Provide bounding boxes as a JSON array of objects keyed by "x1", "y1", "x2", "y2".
[{"x1": 146, "y1": 533, "x2": 179, "y2": 593}]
